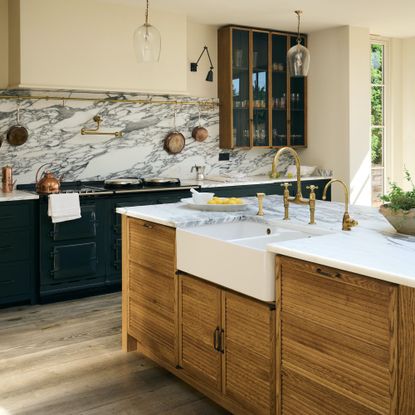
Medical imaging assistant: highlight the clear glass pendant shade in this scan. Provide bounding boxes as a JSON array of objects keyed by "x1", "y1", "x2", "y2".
[
  {"x1": 133, "y1": 23, "x2": 161, "y2": 63},
  {"x1": 287, "y1": 42, "x2": 310, "y2": 77}
]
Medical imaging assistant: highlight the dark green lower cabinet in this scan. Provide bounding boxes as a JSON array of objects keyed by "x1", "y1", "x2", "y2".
[{"x1": 0, "y1": 200, "x2": 37, "y2": 306}]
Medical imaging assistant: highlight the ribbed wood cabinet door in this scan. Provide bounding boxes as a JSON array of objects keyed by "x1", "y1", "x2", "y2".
[
  {"x1": 179, "y1": 275, "x2": 222, "y2": 391},
  {"x1": 127, "y1": 219, "x2": 177, "y2": 368},
  {"x1": 277, "y1": 256, "x2": 398, "y2": 415},
  {"x1": 223, "y1": 291, "x2": 276, "y2": 415}
]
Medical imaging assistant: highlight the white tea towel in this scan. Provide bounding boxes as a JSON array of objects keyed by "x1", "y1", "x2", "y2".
[{"x1": 48, "y1": 193, "x2": 81, "y2": 223}]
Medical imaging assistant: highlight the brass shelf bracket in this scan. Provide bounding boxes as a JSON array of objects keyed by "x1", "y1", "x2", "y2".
[{"x1": 80, "y1": 115, "x2": 123, "y2": 138}]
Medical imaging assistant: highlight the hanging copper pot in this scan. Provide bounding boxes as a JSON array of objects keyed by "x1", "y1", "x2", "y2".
[
  {"x1": 191, "y1": 104, "x2": 209, "y2": 142},
  {"x1": 7, "y1": 103, "x2": 28, "y2": 146},
  {"x1": 164, "y1": 104, "x2": 185, "y2": 155}
]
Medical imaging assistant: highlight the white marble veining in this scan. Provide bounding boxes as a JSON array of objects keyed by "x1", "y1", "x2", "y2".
[
  {"x1": 0, "y1": 89, "x2": 297, "y2": 184},
  {"x1": 0, "y1": 190, "x2": 39, "y2": 202},
  {"x1": 118, "y1": 195, "x2": 415, "y2": 288}
]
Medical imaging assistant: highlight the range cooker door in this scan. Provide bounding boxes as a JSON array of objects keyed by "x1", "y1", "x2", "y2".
[
  {"x1": 50, "y1": 242, "x2": 97, "y2": 280},
  {"x1": 50, "y1": 205, "x2": 97, "y2": 241}
]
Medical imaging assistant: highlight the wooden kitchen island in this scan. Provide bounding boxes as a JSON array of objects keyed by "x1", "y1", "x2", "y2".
[{"x1": 120, "y1": 199, "x2": 415, "y2": 415}]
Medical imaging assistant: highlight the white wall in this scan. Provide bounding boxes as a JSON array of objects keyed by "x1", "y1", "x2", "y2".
[
  {"x1": 300, "y1": 25, "x2": 371, "y2": 205},
  {"x1": 401, "y1": 38, "x2": 415, "y2": 187},
  {"x1": 6, "y1": 0, "x2": 218, "y2": 97},
  {"x1": 0, "y1": 0, "x2": 8, "y2": 88},
  {"x1": 186, "y1": 20, "x2": 218, "y2": 98}
]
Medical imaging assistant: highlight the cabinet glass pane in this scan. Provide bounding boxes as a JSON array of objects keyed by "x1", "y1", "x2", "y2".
[
  {"x1": 232, "y1": 29, "x2": 250, "y2": 146},
  {"x1": 289, "y1": 36, "x2": 306, "y2": 146},
  {"x1": 252, "y1": 31, "x2": 269, "y2": 146},
  {"x1": 271, "y1": 34, "x2": 287, "y2": 146}
]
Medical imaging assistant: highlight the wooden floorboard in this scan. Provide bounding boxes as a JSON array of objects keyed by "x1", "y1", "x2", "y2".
[{"x1": 0, "y1": 293, "x2": 229, "y2": 415}]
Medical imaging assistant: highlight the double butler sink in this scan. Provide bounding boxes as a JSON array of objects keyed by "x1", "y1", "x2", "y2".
[{"x1": 176, "y1": 220, "x2": 332, "y2": 302}]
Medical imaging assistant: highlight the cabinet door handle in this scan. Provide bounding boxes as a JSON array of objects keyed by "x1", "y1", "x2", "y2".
[
  {"x1": 213, "y1": 327, "x2": 220, "y2": 351},
  {"x1": 219, "y1": 329, "x2": 225, "y2": 353},
  {"x1": 316, "y1": 267, "x2": 341, "y2": 279}
]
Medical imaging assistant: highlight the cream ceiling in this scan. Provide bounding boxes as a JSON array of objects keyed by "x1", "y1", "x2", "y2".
[{"x1": 106, "y1": 0, "x2": 415, "y2": 38}]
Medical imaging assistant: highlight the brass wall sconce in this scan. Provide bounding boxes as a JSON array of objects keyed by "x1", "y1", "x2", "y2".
[{"x1": 190, "y1": 46, "x2": 214, "y2": 82}]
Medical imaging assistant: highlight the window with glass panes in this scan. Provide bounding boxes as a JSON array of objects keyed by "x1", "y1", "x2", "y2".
[{"x1": 371, "y1": 42, "x2": 385, "y2": 206}]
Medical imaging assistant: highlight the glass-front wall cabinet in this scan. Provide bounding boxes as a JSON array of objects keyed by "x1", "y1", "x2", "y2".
[{"x1": 219, "y1": 26, "x2": 307, "y2": 149}]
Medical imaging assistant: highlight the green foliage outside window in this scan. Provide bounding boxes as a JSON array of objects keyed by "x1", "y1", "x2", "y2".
[{"x1": 371, "y1": 44, "x2": 383, "y2": 165}]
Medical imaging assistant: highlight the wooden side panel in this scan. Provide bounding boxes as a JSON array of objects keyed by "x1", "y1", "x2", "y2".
[
  {"x1": 128, "y1": 265, "x2": 176, "y2": 367},
  {"x1": 218, "y1": 26, "x2": 233, "y2": 149},
  {"x1": 278, "y1": 256, "x2": 398, "y2": 415},
  {"x1": 398, "y1": 286, "x2": 415, "y2": 415},
  {"x1": 223, "y1": 291, "x2": 275, "y2": 415},
  {"x1": 179, "y1": 275, "x2": 222, "y2": 391},
  {"x1": 126, "y1": 218, "x2": 177, "y2": 367},
  {"x1": 128, "y1": 219, "x2": 175, "y2": 277},
  {"x1": 121, "y1": 216, "x2": 137, "y2": 352}
]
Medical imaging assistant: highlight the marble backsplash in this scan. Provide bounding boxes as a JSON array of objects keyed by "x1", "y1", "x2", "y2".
[{"x1": 0, "y1": 89, "x2": 295, "y2": 184}]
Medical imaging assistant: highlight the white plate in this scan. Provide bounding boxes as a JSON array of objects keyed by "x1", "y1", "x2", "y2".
[{"x1": 180, "y1": 198, "x2": 249, "y2": 212}]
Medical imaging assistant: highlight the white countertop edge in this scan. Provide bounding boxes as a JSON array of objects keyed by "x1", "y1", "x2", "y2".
[
  {"x1": 0, "y1": 191, "x2": 39, "y2": 202},
  {"x1": 268, "y1": 244, "x2": 415, "y2": 288},
  {"x1": 116, "y1": 208, "x2": 177, "y2": 227}
]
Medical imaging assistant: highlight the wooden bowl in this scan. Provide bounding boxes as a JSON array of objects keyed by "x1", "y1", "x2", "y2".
[{"x1": 379, "y1": 204, "x2": 415, "y2": 235}]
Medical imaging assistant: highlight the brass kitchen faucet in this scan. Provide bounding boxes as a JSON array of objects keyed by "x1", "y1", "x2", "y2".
[
  {"x1": 322, "y1": 179, "x2": 358, "y2": 231},
  {"x1": 271, "y1": 147, "x2": 318, "y2": 224}
]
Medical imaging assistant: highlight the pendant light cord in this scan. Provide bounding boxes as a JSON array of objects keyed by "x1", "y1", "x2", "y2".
[
  {"x1": 295, "y1": 10, "x2": 302, "y2": 44},
  {"x1": 145, "y1": 0, "x2": 149, "y2": 26}
]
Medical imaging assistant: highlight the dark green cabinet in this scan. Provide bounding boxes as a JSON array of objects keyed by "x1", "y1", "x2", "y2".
[
  {"x1": 205, "y1": 179, "x2": 331, "y2": 201},
  {"x1": 0, "y1": 200, "x2": 37, "y2": 306}
]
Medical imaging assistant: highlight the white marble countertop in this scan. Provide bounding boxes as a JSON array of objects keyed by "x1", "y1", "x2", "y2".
[
  {"x1": 0, "y1": 190, "x2": 39, "y2": 202},
  {"x1": 118, "y1": 194, "x2": 415, "y2": 288},
  {"x1": 184, "y1": 174, "x2": 330, "y2": 188}
]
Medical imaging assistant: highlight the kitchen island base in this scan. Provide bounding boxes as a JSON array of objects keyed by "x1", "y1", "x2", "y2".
[{"x1": 121, "y1": 215, "x2": 275, "y2": 415}]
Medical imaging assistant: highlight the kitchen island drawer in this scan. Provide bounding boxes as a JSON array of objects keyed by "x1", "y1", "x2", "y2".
[
  {"x1": 0, "y1": 262, "x2": 31, "y2": 299},
  {"x1": 0, "y1": 202, "x2": 31, "y2": 229},
  {"x1": 128, "y1": 219, "x2": 175, "y2": 276},
  {"x1": 0, "y1": 229, "x2": 30, "y2": 262}
]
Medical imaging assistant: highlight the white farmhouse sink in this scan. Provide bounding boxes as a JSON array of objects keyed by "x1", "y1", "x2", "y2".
[{"x1": 176, "y1": 220, "x2": 332, "y2": 302}]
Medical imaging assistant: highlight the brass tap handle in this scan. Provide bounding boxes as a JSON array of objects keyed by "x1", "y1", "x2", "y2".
[
  {"x1": 256, "y1": 193, "x2": 265, "y2": 216},
  {"x1": 306, "y1": 185, "x2": 318, "y2": 225},
  {"x1": 342, "y1": 212, "x2": 358, "y2": 231},
  {"x1": 280, "y1": 183, "x2": 292, "y2": 220}
]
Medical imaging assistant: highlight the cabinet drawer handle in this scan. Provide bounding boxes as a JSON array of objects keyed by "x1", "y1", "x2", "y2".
[
  {"x1": 213, "y1": 327, "x2": 220, "y2": 351},
  {"x1": 143, "y1": 223, "x2": 153, "y2": 229},
  {"x1": 316, "y1": 267, "x2": 341, "y2": 279},
  {"x1": 0, "y1": 245, "x2": 12, "y2": 251},
  {"x1": 0, "y1": 279, "x2": 15, "y2": 285}
]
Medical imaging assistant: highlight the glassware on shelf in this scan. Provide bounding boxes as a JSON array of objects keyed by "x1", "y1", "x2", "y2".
[
  {"x1": 280, "y1": 93, "x2": 286, "y2": 109},
  {"x1": 234, "y1": 49, "x2": 243, "y2": 67}
]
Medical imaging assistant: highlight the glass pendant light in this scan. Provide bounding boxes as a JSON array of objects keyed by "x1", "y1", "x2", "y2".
[
  {"x1": 133, "y1": 0, "x2": 161, "y2": 63},
  {"x1": 287, "y1": 10, "x2": 310, "y2": 77}
]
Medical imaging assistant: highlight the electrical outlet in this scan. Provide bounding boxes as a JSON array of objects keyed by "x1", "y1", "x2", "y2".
[{"x1": 219, "y1": 153, "x2": 230, "y2": 161}]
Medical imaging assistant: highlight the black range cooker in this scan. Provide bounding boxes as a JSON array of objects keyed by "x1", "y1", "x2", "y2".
[{"x1": 17, "y1": 178, "x2": 197, "y2": 302}]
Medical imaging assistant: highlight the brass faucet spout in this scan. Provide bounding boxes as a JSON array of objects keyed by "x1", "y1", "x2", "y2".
[
  {"x1": 271, "y1": 147, "x2": 303, "y2": 202},
  {"x1": 322, "y1": 179, "x2": 358, "y2": 231}
]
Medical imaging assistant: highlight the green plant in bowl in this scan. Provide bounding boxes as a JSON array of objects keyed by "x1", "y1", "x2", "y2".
[{"x1": 379, "y1": 169, "x2": 415, "y2": 235}]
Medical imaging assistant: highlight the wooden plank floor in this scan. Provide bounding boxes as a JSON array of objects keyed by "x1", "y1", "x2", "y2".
[{"x1": 0, "y1": 293, "x2": 229, "y2": 415}]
